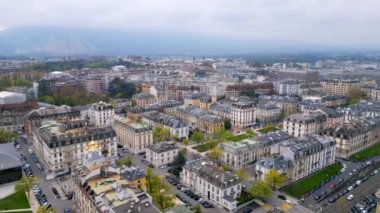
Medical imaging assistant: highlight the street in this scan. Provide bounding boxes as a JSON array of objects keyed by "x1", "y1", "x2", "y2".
[{"x1": 18, "y1": 135, "x2": 74, "y2": 212}]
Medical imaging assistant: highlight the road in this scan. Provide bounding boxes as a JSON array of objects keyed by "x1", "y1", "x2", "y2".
[{"x1": 18, "y1": 135, "x2": 74, "y2": 212}]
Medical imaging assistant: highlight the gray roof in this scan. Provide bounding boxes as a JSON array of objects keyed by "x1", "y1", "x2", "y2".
[
  {"x1": 285, "y1": 112, "x2": 327, "y2": 124},
  {"x1": 143, "y1": 112, "x2": 188, "y2": 128},
  {"x1": 0, "y1": 143, "x2": 21, "y2": 170},
  {"x1": 133, "y1": 93, "x2": 155, "y2": 100},
  {"x1": 198, "y1": 113, "x2": 223, "y2": 123},
  {"x1": 209, "y1": 102, "x2": 231, "y2": 114},
  {"x1": 256, "y1": 155, "x2": 293, "y2": 170},
  {"x1": 147, "y1": 142, "x2": 178, "y2": 153},
  {"x1": 121, "y1": 167, "x2": 146, "y2": 181},
  {"x1": 255, "y1": 131, "x2": 291, "y2": 146}
]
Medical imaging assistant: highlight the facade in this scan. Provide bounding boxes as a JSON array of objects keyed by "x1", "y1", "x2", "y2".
[
  {"x1": 208, "y1": 102, "x2": 231, "y2": 119},
  {"x1": 324, "y1": 118, "x2": 380, "y2": 157},
  {"x1": 272, "y1": 135, "x2": 336, "y2": 181},
  {"x1": 362, "y1": 86, "x2": 380, "y2": 101},
  {"x1": 259, "y1": 95, "x2": 300, "y2": 116},
  {"x1": 0, "y1": 101, "x2": 38, "y2": 132},
  {"x1": 184, "y1": 92, "x2": 211, "y2": 109},
  {"x1": 196, "y1": 114, "x2": 224, "y2": 133},
  {"x1": 283, "y1": 112, "x2": 327, "y2": 138},
  {"x1": 88, "y1": 101, "x2": 114, "y2": 126},
  {"x1": 113, "y1": 118, "x2": 153, "y2": 154},
  {"x1": 219, "y1": 139, "x2": 261, "y2": 169},
  {"x1": 127, "y1": 100, "x2": 182, "y2": 118},
  {"x1": 81, "y1": 77, "x2": 106, "y2": 96},
  {"x1": 181, "y1": 159, "x2": 242, "y2": 212},
  {"x1": 276, "y1": 69, "x2": 319, "y2": 83},
  {"x1": 321, "y1": 95, "x2": 347, "y2": 108},
  {"x1": 31, "y1": 119, "x2": 117, "y2": 174},
  {"x1": 146, "y1": 142, "x2": 179, "y2": 167},
  {"x1": 142, "y1": 112, "x2": 189, "y2": 139},
  {"x1": 274, "y1": 80, "x2": 301, "y2": 95},
  {"x1": 225, "y1": 83, "x2": 274, "y2": 97},
  {"x1": 132, "y1": 93, "x2": 156, "y2": 107},
  {"x1": 321, "y1": 79, "x2": 360, "y2": 96},
  {"x1": 255, "y1": 104, "x2": 281, "y2": 124},
  {"x1": 121, "y1": 166, "x2": 146, "y2": 190},
  {"x1": 231, "y1": 101, "x2": 255, "y2": 128},
  {"x1": 255, "y1": 155, "x2": 293, "y2": 183},
  {"x1": 112, "y1": 98, "x2": 132, "y2": 114}
]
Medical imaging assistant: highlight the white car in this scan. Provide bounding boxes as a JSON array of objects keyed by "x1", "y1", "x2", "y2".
[
  {"x1": 356, "y1": 180, "x2": 361, "y2": 185},
  {"x1": 348, "y1": 186, "x2": 353, "y2": 191},
  {"x1": 347, "y1": 194, "x2": 354, "y2": 201},
  {"x1": 374, "y1": 169, "x2": 378, "y2": 174},
  {"x1": 28, "y1": 148, "x2": 33, "y2": 154}
]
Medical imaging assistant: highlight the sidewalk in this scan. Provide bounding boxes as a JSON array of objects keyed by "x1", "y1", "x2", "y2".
[
  {"x1": 0, "y1": 182, "x2": 17, "y2": 199},
  {"x1": 0, "y1": 208, "x2": 32, "y2": 213}
]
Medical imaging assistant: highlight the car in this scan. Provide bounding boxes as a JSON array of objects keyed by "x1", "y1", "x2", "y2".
[
  {"x1": 374, "y1": 170, "x2": 378, "y2": 174},
  {"x1": 349, "y1": 172, "x2": 353, "y2": 176},
  {"x1": 202, "y1": 201, "x2": 213, "y2": 208},
  {"x1": 330, "y1": 183, "x2": 337, "y2": 189},
  {"x1": 320, "y1": 191, "x2": 327, "y2": 196},
  {"x1": 356, "y1": 180, "x2": 362, "y2": 185},
  {"x1": 338, "y1": 178, "x2": 344, "y2": 184},
  {"x1": 198, "y1": 198, "x2": 206, "y2": 203},
  {"x1": 347, "y1": 194, "x2": 354, "y2": 201},
  {"x1": 277, "y1": 195, "x2": 286, "y2": 200},
  {"x1": 28, "y1": 147, "x2": 33, "y2": 153},
  {"x1": 328, "y1": 197, "x2": 335, "y2": 203},
  {"x1": 64, "y1": 208, "x2": 71, "y2": 213},
  {"x1": 314, "y1": 195, "x2": 321, "y2": 201},
  {"x1": 159, "y1": 165, "x2": 167, "y2": 169},
  {"x1": 243, "y1": 208, "x2": 253, "y2": 213},
  {"x1": 148, "y1": 164, "x2": 154, "y2": 168}
]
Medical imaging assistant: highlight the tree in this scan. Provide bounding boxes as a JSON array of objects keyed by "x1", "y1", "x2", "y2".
[
  {"x1": 151, "y1": 177, "x2": 175, "y2": 211},
  {"x1": 208, "y1": 146, "x2": 222, "y2": 163},
  {"x1": 248, "y1": 181, "x2": 271, "y2": 199},
  {"x1": 180, "y1": 148, "x2": 187, "y2": 156},
  {"x1": 161, "y1": 128, "x2": 171, "y2": 141},
  {"x1": 108, "y1": 77, "x2": 136, "y2": 99},
  {"x1": 117, "y1": 156, "x2": 133, "y2": 167},
  {"x1": 36, "y1": 206, "x2": 57, "y2": 213},
  {"x1": 246, "y1": 128, "x2": 255, "y2": 136},
  {"x1": 182, "y1": 138, "x2": 190, "y2": 146},
  {"x1": 194, "y1": 205, "x2": 202, "y2": 213},
  {"x1": 235, "y1": 168, "x2": 249, "y2": 182},
  {"x1": 153, "y1": 126, "x2": 162, "y2": 142},
  {"x1": 145, "y1": 167, "x2": 154, "y2": 193},
  {"x1": 348, "y1": 88, "x2": 363, "y2": 105},
  {"x1": 191, "y1": 131, "x2": 204, "y2": 144},
  {"x1": 264, "y1": 169, "x2": 286, "y2": 190},
  {"x1": 15, "y1": 176, "x2": 38, "y2": 194},
  {"x1": 224, "y1": 119, "x2": 232, "y2": 130},
  {"x1": 0, "y1": 129, "x2": 17, "y2": 143},
  {"x1": 169, "y1": 152, "x2": 186, "y2": 177}
]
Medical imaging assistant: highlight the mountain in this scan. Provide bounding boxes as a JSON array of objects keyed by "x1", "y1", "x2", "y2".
[{"x1": 0, "y1": 26, "x2": 336, "y2": 56}]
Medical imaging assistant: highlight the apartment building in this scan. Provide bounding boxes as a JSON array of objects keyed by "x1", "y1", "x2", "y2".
[
  {"x1": 184, "y1": 92, "x2": 211, "y2": 109},
  {"x1": 132, "y1": 93, "x2": 156, "y2": 106},
  {"x1": 127, "y1": 100, "x2": 182, "y2": 118},
  {"x1": 283, "y1": 112, "x2": 327, "y2": 138},
  {"x1": 321, "y1": 79, "x2": 360, "y2": 96},
  {"x1": 274, "y1": 79, "x2": 301, "y2": 96},
  {"x1": 81, "y1": 77, "x2": 106, "y2": 96},
  {"x1": 219, "y1": 139, "x2": 260, "y2": 169},
  {"x1": 0, "y1": 100, "x2": 38, "y2": 132},
  {"x1": 321, "y1": 95, "x2": 347, "y2": 108},
  {"x1": 208, "y1": 102, "x2": 231, "y2": 119},
  {"x1": 31, "y1": 119, "x2": 117, "y2": 174},
  {"x1": 142, "y1": 112, "x2": 189, "y2": 139},
  {"x1": 146, "y1": 142, "x2": 179, "y2": 167},
  {"x1": 338, "y1": 101, "x2": 380, "y2": 121},
  {"x1": 113, "y1": 118, "x2": 153, "y2": 154},
  {"x1": 276, "y1": 69, "x2": 319, "y2": 83},
  {"x1": 181, "y1": 159, "x2": 242, "y2": 212},
  {"x1": 362, "y1": 86, "x2": 380, "y2": 101},
  {"x1": 197, "y1": 114, "x2": 224, "y2": 133},
  {"x1": 88, "y1": 101, "x2": 114, "y2": 126},
  {"x1": 255, "y1": 155, "x2": 293, "y2": 183},
  {"x1": 259, "y1": 95, "x2": 300, "y2": 116},
  {"x1": 175, "y1": 105, "x2": 224, "y2": 132},
  {"x1": 324, "y1": 117, "x2": 380, "y2": 157},
  {"x1": 231, "y1": 101, "x2": 255, "y2": 128},
  {"x1": 272, "y1": 135, "x2": 336, "y2": 181},
  {"x1": 255, "y1": 104, "x2": 281, "y2": 124}
]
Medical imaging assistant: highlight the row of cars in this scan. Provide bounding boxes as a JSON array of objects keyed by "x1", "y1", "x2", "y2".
[
  {"x1": 166, "y1": 175, "x2": 214, "y2": 209},
  {"x1": 32, "y1": 184, "x2": 52, "y2": 210},
  {"x1": 20, "y1": 154, "x2": 34, "y2": 177},
  {"x1": 349, "y1": 193, "x2": 378, "y2": 213},
  {"x1": 29, "y1": 148, "x2": 45, "y2": 172}
]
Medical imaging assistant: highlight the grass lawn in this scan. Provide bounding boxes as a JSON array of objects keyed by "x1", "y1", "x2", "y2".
[
  {"x1": 229, "y1": 134, "x2": 249, "y2": 142},
  {"x1": 192, "y1": 142, "x2": 217, "y2": 152},
  {"x1": 282, "y1": 163, "x2": 342, "y2": 199},
  {"x1": 258, "y1": 125, "x2": 280, "y2": 134},
  {"x1": 350, "y1": 143, "x2": 380, "y2": 161},
  {"x1": 0, "y1": 190, "x2": 31, "y2": 210}
]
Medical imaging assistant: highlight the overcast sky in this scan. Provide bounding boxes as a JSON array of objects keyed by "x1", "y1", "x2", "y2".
[{"x1": 1, "y1": 0, "x2": 380, "y2": 47}]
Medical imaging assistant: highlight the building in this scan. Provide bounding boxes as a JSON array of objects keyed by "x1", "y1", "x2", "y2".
[
  {"x1": 283, "y1": 112, "x2": 327, "y2": 138},
  {"x1": 361, "y1": 86, "x2": 380, "y2": 101},
  {"x1": 254, "y1": 131, "x2": 292, "y2": 157},
  {"x1": 197, "y1": 114, "x2": 224, "y2": 133},
  {"x1": 321, "y1": 95, "x2": 347, "y2": 108},
  {"x1": 321, "y1": 79, "x2": 360, "y2": 96},
  {"x1": 146, "y1": 142, "x2": 179, "y2": 167},
  {"x1": 274, "y1": 80, "x2": 301, "y2": 96},
  {"x1": 113, "y1": 118, "x2": 153, "y2": 154},
  {"x1": 259, "y1": 95, "x2": 300, "y2": 116},
  {"x1": 81, "y1": 77, "x2": 106, "y2": 96},
  {"x1": 255, "y1": 155, "x2": 293, "y2": 183},
  {"x1": 73, "y1": 151, "x2": 154, "y2": 213},
  {"x1": 0, "y1": 143, "x2": 22, "y2": 185},
  {"x1": 88, "y1": 101, "x2": 114, "y2": 126},
  {"x1": 132, "y1": 93, "x2": 156, "y2": 107},
  {"x1": 112, "y1": 98, "x2": 132, "y2": 114},
  {"x1": 338, "y1": 101, "x2": 380, "y2": 121},
  {"x1": 127, "y1": 100, "x2": 182, "y2": 118},
  {"x1": 184, "y1": 92, "x2": 211, "y2": 109},
  {"x1": 181, "y1": 159, "x2": 242, "y2": 212},
  {"x1": 31, "y1": 119, "x2": 117, "y2": 174},
  {"x1": 0, "y1": 100, "x2": 38, "y2": 132},
  {"x1": 272, "y1": 135, "x2": 336, "y2": 181},
  {"x1": 255, "y1": 104, "x2": 281, "y2": 124},
  {"x1": 276, "y1": 69, "x2": 319, "y2": 83},
  {"x1": 231, "y1": 101, "x2": 255, "y2": 128},
  {"x1": 121, "y1": 166, "x2": 146, "y2": 190},
  {"x1": 0, "y1": 91, "x2": 26, "y2": 105},
  {"x1": 208, "y1": 102, "x2": 231, "y2": 119},
  {"x1": 219, "y1": 139, "x2": 261, "y2": 169},
  {"x1": 300, "y1": 83, "x2": 323, "y2": 96},
  {"x1": 142, "y1": 112, "x2": 189, "y2": 139},
  {"x1": 324, "y1": 117, "x2": 380, "y2": 158},
  {"x1": 225, "y1": 83, "x2": 274, "y2": 98}
]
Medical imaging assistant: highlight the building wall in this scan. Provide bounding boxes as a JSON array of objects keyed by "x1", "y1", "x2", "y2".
[{"x1": 146, "y1": 148, "x2": 178, "y2": 167}]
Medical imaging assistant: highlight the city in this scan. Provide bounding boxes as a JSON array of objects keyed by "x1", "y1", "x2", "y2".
[{"x1": 1, "y1": 1, "x2": 380, "y2": 213}]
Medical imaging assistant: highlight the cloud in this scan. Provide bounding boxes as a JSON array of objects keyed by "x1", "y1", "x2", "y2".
[{"x1": 1, "y1": 0, "x2": 380, "y2": 46}]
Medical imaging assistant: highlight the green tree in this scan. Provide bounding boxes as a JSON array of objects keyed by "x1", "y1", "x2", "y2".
[
  {"x1": 191, "y1": 131, "x2": 204, "y2": 144},
  {"x1": 15, "y1": 176, "x2": 38, "y2": 193},
  {"x1": 264, "y1": 169, "x2": 286, "y2": 190},
  {"x1": 221, "y1": 164, "x2": 230, "y2": 171},
  {"x1": 0, "y1": 129, "x2": 17, "y2": 143},
  {"x1": 235, "y1": 168, "x2": 249, "y2": 182},
  {"x1": 160, "y1": 127, "x2": 171, "y2": 141},
  {"x1": 208, "y1": 146, "x2": 222, "y2": 163},
  {"x1": 108, "y1": 77, "x2": 136, "y2": 99},
  {"x1": 153, "y1": 126, "x2": 162, "y2": 142},
  {"x1": 180, "y1": 148, "x2": 187, "y2": 156},
  {"x1": 117, "y1": 156, "x2": 133, "y2": 167},
  {"x1": 36, "y1": 206, "x2": 57, "y2": 213},
  {"x1": 249, "y1": 181, "x2": 271, "y2": 199},
  {"x1": 169, "y1": 152, "x2": 186, "y2": 177},
  {"x1": 348, "y1": 88, "x2": 363, "y2": 105},
  {"x1": 194, "y1": 205, "x2": 202, "y2": 213},
  {"x1": 246, "y1": 128, "x2": 255, "y2": 136},
  {"x1": 145, "y1": 167, "x2": 154, "y2": 193},
  {"x1": 224, "y1": 119, "x2": 232, "y2": 130},
  {"x1": 182, "y1": 138, "x2": 190, "y2": 146},
  {"x1": 151, "y1": 177, "x2": 175, "y2": 211}
]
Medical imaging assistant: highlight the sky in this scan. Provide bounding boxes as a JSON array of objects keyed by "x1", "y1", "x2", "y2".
[{"x1": 1, "y1": 0, "x2": 380, "y2": 54}]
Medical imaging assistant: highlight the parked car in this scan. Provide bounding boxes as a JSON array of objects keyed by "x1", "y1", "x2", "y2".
[{"x1": 347, "y1": 194, "x2": 354, "y2": 201}]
